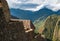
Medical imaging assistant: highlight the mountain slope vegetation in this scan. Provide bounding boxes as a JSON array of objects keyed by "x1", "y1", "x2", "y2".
[{"x1": 41, "y1": 14, "x2": 60, "y2": 41}]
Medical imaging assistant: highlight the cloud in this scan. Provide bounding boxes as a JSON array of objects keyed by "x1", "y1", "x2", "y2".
[
  {"x1": 6, "y1": 0, "x2": 60, "y2": 11},
  {"x1": 13, "y1": 3, "x2": 39, "y2": 8},
  {"x1": 45, "y1": 0, "x2": 60, "y2": 11}
]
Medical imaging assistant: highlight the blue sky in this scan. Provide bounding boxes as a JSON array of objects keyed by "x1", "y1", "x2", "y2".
[{"x1": 6, "y1": 0, "x2": 60, "y2": 11}]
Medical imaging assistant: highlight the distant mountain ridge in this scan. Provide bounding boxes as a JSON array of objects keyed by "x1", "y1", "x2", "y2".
[
  {"x1": 10, "y1": 8, "x2": 60, "y2": 22},
  {"x1": 11, "y1": 15, "x2": 19, "y2": 19}
]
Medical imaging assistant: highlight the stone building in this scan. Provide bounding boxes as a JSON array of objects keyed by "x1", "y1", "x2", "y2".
[{"x1": 10, "y1": 19, "x2": 35, "y2": 41}]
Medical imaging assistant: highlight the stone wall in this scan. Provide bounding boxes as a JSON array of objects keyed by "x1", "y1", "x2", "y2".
[{"x1": 10, "y1": 19, "x2": 35, "y2": 41}]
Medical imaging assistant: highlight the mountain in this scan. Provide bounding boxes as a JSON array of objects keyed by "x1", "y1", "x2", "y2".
[
  {"x1": 10, "y1": 7, "x2": 60, "y2": 41},
  {"x1": 53, "y1": 18, "x2": 60, "y2": 41},
  {"x1": 10, "y1": 8, "x2": 57, "y2": 22},
  {"x1": 10, "y1": 8, "x2": 60, "y2": 34},
  {"x1": 40, "y1": 14, "x2": 60, "y2": 41},
  {"x1": 11, "y1": 15, "x2": 19, "y2": 19},
  {"x1": 33, "y1": 16, "x2": 46, "y2": 33}
]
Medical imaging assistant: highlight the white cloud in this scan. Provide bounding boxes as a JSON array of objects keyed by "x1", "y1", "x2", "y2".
[
  {"x1": 45, "y1": 0, "x2": 60, "y2": 11},
  {"x1": 6, "y1": 0, "x2": 60, "y2": 11}
]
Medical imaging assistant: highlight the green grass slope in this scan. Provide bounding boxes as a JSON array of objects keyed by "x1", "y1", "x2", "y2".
[
  {"x1": 52, "y1": 19, "x2": 60, "y2": 41},
  {"x1": 33, "y1": 16, "x2": 45, "y2": 33},
  {"x1": 42, "y1": 14, "x2": 60, "y2": 41},
  {"x1": 33, "y1": 14, "x2": 60, "y2": 41}
]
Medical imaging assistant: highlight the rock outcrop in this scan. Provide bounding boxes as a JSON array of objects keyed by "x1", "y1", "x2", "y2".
[
  {"x1": 0, "y1": 0, "x2": 35, "y2": 41},
  {"x1": 0, "y1": 0, "x2": 10, "y2": 22}
]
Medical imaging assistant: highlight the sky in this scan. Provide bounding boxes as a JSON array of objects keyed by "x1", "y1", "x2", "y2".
[{"x1": 6, "y1": 0, "x2": 60, "y2": 12}]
